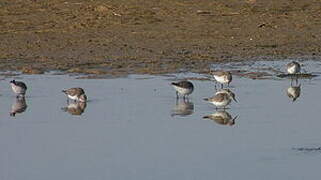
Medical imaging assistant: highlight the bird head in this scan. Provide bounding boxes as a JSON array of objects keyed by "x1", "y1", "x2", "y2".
[
  {"x1": 79, "y1": 94, "x2": 87, "y2": 102},
  {"x1": 10, "y1": 80, "x2": 16, "y2": 84}
]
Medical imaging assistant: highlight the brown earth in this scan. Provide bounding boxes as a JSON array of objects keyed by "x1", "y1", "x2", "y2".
[{"x1": 0, "y1": 0, "x2": 321, "y2": 76}]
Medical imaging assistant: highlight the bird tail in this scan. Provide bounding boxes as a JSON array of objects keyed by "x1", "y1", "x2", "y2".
[
  {"x1": 62, "y1": 90, "x2": 67, "y2": 94},
  {"x1": 203, "y1": 98, "x2": 209, "y2": 101},
  {"x1": 203, "y1": 115, "x2": 210, "y2": 119},
  {"x1": 171, "y1": 82, "x2": 178, "y2": 86},
  {"x1": 61, "y1": 107, "x2": 68, "y2": 112}
]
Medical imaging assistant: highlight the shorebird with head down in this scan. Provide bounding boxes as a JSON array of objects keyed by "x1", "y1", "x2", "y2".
[
  {"x1": 171, "y1": 80, "x2": 194, "y2": 99},
  {"x1": 62, "y1": 88, "x2": 87, "y2": 102},
  {"x1": 10, "y1": 80, "x2": 27, "y2": 98}
]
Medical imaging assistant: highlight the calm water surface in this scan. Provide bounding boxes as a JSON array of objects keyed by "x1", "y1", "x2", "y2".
[{"x1": 1, "y1": 61, "x2": 321, "y2": 180}]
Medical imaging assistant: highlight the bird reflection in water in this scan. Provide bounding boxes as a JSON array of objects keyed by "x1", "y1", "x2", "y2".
[
  {"x1": 203, "y1": 111, "x2": 238, "y2": 126},
  {"x1": 62, "y1": 101, "x2": 87, "y2": 116},
  {"x1": 171, "y1": 99, "x2": 194, "y2": 117},
  {"x1": 287, "y1": 84, "x2": 301, "y2": 102},
  {"x1": 10, "y1": 97, "x2": 28, "y2": 117}
]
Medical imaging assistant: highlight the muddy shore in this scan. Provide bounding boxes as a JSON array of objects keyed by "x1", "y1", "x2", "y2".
[{"x1": 0, "y1": 0, "x2": 320, "y2": 76}]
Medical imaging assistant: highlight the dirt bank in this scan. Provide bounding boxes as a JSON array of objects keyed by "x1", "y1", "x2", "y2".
[{"x1": 0, "y1": 0, "x2": 320, "y2": 76}]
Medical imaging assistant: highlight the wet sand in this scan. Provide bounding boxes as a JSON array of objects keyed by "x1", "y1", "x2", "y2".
[{"x1": 0, "y1": 0, "x2": 321, "y2": 76}]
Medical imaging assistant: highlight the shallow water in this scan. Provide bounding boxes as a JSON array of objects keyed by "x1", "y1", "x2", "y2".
[{"x1": 1, "y1": 61, "x2": 321, "y2": 180}]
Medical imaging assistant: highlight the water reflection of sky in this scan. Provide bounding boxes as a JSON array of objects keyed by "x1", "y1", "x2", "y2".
[{"x1": 0, "y1": 61, "x2": 321, "y2": 179}]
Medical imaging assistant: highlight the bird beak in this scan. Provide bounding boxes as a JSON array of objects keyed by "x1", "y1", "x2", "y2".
[
  {"x1": 230, "y1": 115, "x2": 238, "y2": 126},
  {"x1": 232, "y1": 115, "x2": 238, "y2": 121}
]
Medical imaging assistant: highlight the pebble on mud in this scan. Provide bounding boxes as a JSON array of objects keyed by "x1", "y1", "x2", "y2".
[
  {"x1": 94, "y1": 5, "x2": 109, "y2": 13},
  {"x1": 21, "y1": 67, "x2": 44, "y2": 74},
  {"x1": 67, "y1": 68, "x2": 84, "y2": 73}
]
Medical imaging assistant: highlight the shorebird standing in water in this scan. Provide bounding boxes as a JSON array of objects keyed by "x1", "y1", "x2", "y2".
[
  {"x1": 62, "y1": 88, "x2": 87, "y2": 102},
  {"x1": 211, "y1": 71, "x2": 232, "y2": 89},
  {"x1": 287, "y1": 61, "x2": 301, "y2": 85},
  {"x1": 10, "y1": 80, "x2": 27, "y2": 97},
  {"x1": 171, "y1": 80, "x2": 194, "y2": 99},
  {"x1": 204, "y1": 89, "x2": 237, "y2": 109},
  {"x1": 287, "y1": 61, "x2": 301, "y2": 74}
]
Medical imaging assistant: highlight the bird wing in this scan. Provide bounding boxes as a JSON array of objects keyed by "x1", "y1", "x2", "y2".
[
  {"x1": 16, "y1": 81, "x2": 27, "y2": 89},
  {"x1": 66, "y1": 88, "x2": 85, "y2": 96},
  {"x1": 211, "y1": 93, "x2": 226, "y2": 102},
  {"x1": 212, "y1": 71, "x2": 226, "y2": 76},
  {"x1": 176, "y1": 81, "x2": 193, "y2": 88}
]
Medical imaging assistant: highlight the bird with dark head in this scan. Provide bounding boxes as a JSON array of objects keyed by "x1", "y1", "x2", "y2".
[
  {"x1": 171, "y1": 80, "x2": 194, "y2": 99},
  {"x1": 62, "y1": 87, "x2": 87, "y2": 102},
  {"x1": 10, "y1": 80, "x2": 27, "y2": 97}
]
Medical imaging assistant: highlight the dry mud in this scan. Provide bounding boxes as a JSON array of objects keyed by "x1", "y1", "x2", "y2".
[{"x1": 0, "y1": 0, "x2": 321, "y2": 76}]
